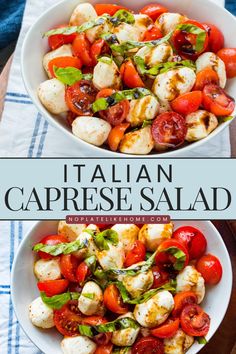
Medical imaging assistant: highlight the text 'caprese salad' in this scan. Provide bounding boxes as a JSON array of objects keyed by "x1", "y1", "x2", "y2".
[
  {"x1": 37, "y1": 2, "x2": 236, "y2": 154},
  {"x1": 30, "y1": 221, "x2": 223, "y2": 354}
]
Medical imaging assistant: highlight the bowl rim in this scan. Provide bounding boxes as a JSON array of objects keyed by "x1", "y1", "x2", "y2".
[
  {"x1": 11, "y1": 220, "x2": 233, "y2": 354},
  {"x1": 20, "y1": 0, "x2": 236, "y2": 158}
]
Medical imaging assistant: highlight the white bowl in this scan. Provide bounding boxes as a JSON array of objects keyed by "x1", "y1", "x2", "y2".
[
  {"x1": 11, "y1": 220, "x2": 232, "y2": 354},
  {"x1": 21, "y1": 0, "x2": 236, "y2": 157}
]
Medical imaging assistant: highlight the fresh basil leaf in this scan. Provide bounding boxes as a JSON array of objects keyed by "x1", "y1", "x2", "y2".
[
  {"x1": 54, "y1": 66, "x2": 83, "y2": 86},
  {"x1": 161, "y1": 246, "x2": 186, "y2": 271},
  {"x1": 94, "y1": 229, "x2": 119, "y2": 251},
  {"x1": 40, "y1": 291, "x2": 79, "y2": 309},
  {"x1": 112, "y1": 10, "x2": 135, "y2": 26},
  {"x1": 94, "y1": 266, "x2": 106, "y2": 280},
  {"x1": 197, "y1": 336, "x2": 208, "y2": 345},
  {"x1": 79, "y1": 324, "x2": 94, "y2": 337},
  {"x1": 33, "y1": 240, "x2": 86, "y2": 256},
  {"x1": 82, "y1": 293, "x2": 95, "y2": 299},
  {"x1": 113, "y1": 347, "x2": 131, "y2": 354},
  {"x1": 83, "y1": 73, "x2": 93, "y2": 81},
  {"x1": 44, "y1": 26, "x2": 78, "y2": 37},
  {"x1": 218, "y1": 115, "x2": 233, "y2": 123},
  {"x1": 142, "y1": 119, "x2": 153, "y2": 128},
  {"x1": 83, "y1": 228, "x2": 95, "y2": 236},
  {"x1": 92, "y1": 97, "x2": 109, "y2": 112},
  {"x1": 145, "y1": 252, "x2": 152, "y2": 260},
  {"x1": 98, "y1": 56, "x2": 113, "y2": 64},
  {"x1": 84, "y1": 255, "x2": 97, "y2": 273},
  {"x1": 176, "y1": 24, "x2": 207, "y2": 52}
]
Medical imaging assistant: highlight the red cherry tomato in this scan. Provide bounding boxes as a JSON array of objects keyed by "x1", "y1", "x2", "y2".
[
  {"x1": 143, "y1": 26, "x2": 163, "y2": 41},
  {"x1": 140, "y1": 4, "x2": 168, "y2": 21},
  {"x1": 202, "y1": 84, "x2": 235, "y2": 116},
  {"x1": 180, "y1": 304, "x2": 210, "y2": 337},
  {"x1": 217, "y1": 48, "x2": 236, "y2": 78},
  {"x1": 172, "y1": 291, "x2": 198, "y2": 317},
  {"x1": 37, "y1": 234, "x2": 68, "y2": 260},
  {"x1": 37, "y1": 279, "x2": 69, "y2": 297},
  {"x1": 202, "y1": 23, "x2": 224, "y2": 53},
  {"x1": 151, "y1": 112, "x2": 187, "y2": 148},
  {"x1": 54, "y1": 300, "x2": 83, "y2": 336},
  {"x1": 124, "y1": 240, "x2": 146, "y2": 267},
  {"x1": 173, "y1": 226, "x2": 207, "y2": 260},
  {"x1": 66, "y1": 111, "x2": 77, "y2": 126},
  {"x1": 132, "y1": 336, "x2": 164, "y2": 354},
  {"x1": 90, "y1": 39, "x2": 110, "y2": 66},
  {"x1": 196, "y1": 254, "x2": 223, "y2": 285},
  {"x1": 65, "y1": 80, "x2": 97, "y2": 116},
  {"x1": 48, "y1": 24, "x2": 77, "y2": 50},
  {"x1": 171, "y1": 91, "x2": 202, "y2": 116},
  {"x1": 103, "y1": 284, "x2": 128, "y2": 314},
  {"x1": 95, "y1": 344, "x2": 113, "y2": 354},
  {"x1": 193, "y1": 68, "x2": 219, "y2": 91},
  {"x1": 120, "y1": 60, "x2": 145, "y2": 88},
  {"x1": 48, "y1": 56, "x2": 82, "y2": 78},
  {"x1": 83, "y1": 316, "x2": 112, "y2": 345},
  {"x1": 94, "y1": 4, "x2": 128, "y2": 16},
  {"x1": 72, "y1": 33, "x2": 92, "y2": 66},
  {"x1": 107, "y1": 123, "x2": 130, "y2": 151},
  {"x1": 60, "y1": 254, "x2": 79, "y2": 282},
  {"x1": 155, "y1": 239, "x2": 189, "y2": 271},
  {"x1": 151, "y1": 265, "x2": 169, "y2": 289},
  {"x1": 172, "y1": 20, "x2": 209, "y2": 60},
  {"x1": 96, "y1": 89, "x2": 130, "y2": 126},
  {"x1": 76, "y1": 261, "x2": 91, "y2": 284},
  {"x1": 151, "y1": 318, "x2": 180, "y2": 338}
]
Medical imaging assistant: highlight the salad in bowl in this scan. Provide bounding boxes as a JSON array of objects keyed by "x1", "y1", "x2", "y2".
[
  {"x1": 36, "y1": 2, "x2": 236, "y2": 155},
  {"x1": 28, "y1": 221, "x2": 224, "y2": 354}
]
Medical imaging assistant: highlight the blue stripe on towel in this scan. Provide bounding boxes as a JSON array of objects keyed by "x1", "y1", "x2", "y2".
[
  {"x1": 6, "y1": 92, "x2": 29, "y2": 99},
  {"x1": 5, "y1": 99, "x2": 33, "y2": 105}
]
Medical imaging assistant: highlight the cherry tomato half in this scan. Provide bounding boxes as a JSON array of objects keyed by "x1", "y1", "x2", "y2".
[
  {"x1": 202, "y1": 84, "x2": 235, "y2": 116},
  {"x1": 217, "y1": 48, "x2": 236, "y2": 78},
  {"x1": 196, "y1": 254, "x2": 223, "y2": 285},
  {"x1": 193, "y1": 68, "x2": 219, "y2": 91},
  {"x1": 171, "y1": 91, "x2": 202, "y2": 116},
  {"x1": 124, "y1": 240, "x2": 146, "y2": 267},
  {"x1": 172, "y1": 291, "x2": 198, "y2": 317},
  {"x1": 76, "y1": 261, "x2": 91, "y2": 284},
  {"x1": 95, "y1": 344, "x2": 113, "y2": 354},
  {"x1": 173, "y1": 226, "x2": 207, "y2": 260},
  {"x1": 83, "y1": 316, "x2": 112, "y2": 345},
  {"x1": 172, "y1": 20, "x2": 209, "y2": 60},
  {"x1": 37, "y1": 234, "x2": 68, "y2": 260},
  {"x1": 107, "y1": 123, "x2": 130, "y2": 151},
  {"x1": 94, "y1": 4, "x2": 128, "y2": 16},
  {"x1": 203, "y1": 23, "x2": 224, "y2": 53},
  {"x1": 54, "y1": 300, "x2": 83, "y2": 336},
  {"x1": 48, "y1": 56, "x2": 82, "y2": 78},
  {"x1": 151, "y1": 265, "x2": 169, "y2": 289},
  {"x1": 155, "y1": 239, "x2": 189, "y2": 271},
  {"x1": 151, "y1": 112, "x2": 187, "y2": 148},
  {"x1": 90, "y1": 39, "x2": 110, "y2": 66},
  {"x1": 132, "y1": 336, "x2": 164, "y2": 354},
  {"x1": 65, "y1": 80, "x2": 97, "y2": 116},
  {"x1": 120, "y1": 60, "x2": 145, "y2": 88},
  {"x1": 143, "y1": 26, "x2": 163, "y2": 41},
  {"x1": 37, "y1": 279, "x2": 69, "y2": 297},
  {"x1": 48, "y1": 25, "x2": 77, "y2": 50},
  {"x1": 151, "y1": 318, "x2": 180, "y2": 338},
  {"x1": 60, "y1": 254, "x2": 79, "y2": 282},
  {"x1": 72, "y1": 33, "x2": 92, "y2": 67},
  {"x1": 103, "y1": 284, "x2": 128, "y2": 314},
  {"x1": 180, "y1": 304, "x2": 210, "y2": 337},
  {"x1": 140, "y1": 4, "x2": 168, "y2": 21}
]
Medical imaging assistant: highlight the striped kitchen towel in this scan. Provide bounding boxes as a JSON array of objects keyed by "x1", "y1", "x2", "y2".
[{"x1": 0, "y1": 0, "x2": 232, "y2": 158}]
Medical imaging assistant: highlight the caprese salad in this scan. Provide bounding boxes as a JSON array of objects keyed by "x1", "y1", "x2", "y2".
[
  {"x1": 37, "y1": 2, "x2": 236, "y2": 154},
  {"x1": 30, "y1": 222, "x2": 223, "y2": 354}
]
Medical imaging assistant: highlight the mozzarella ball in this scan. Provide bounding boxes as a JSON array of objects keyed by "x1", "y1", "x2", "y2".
[
  {"x1": 138, "y1": 223, "x2": 173, "y2": 252},
  {"x1": 43, "y1": 44, "x2": 73, "y2": 77},
  {"x1": 112, "y1": 312, "x2": 140, "y2": 346},
  {"x1": 152, "y1": 68, "x2": 196, "y2": 102},
  {"x1": 87, "y1": 224, "x2": 100, "y2": 233},
  {"x1": 96, "y1": 241, "x2": 125, "y2": 270},
  {"x1": 136, "y1": 44, "x2": 173, "y2": 70},
  {"x1": 133, "y1": 14, "x2": 153, "y2": 40},
  {"x1": 196, "y1": 52, "x2": 226, "y2": 88},
  {"x1": 93, "y1": 58, "x2": 121, "y2": 90},
  {"x1": 176, "y1": 265, "x2": 205, "y2": 303},
  {"x1": 29, "y1": 297, "x2": 54, "y2": 329},
  {"x1": 185, "y1": 110, "x2": 218, "y2": 142},
  {"x1": 61, "y1": 336, "x2": 97, "y2": 354},
  {"x1": 38, "y1": 79, "x2": 68, "y2": 114},
  {"x1": 78, "y1": 281, "x2": 104, "y2": 316},
  {"x1": 34, "y1": 258, "x2": 61, "y2": 281},
  {"x1": 164, "y1": 329, "x2": 194, "y2": 354},
  {"x1": 126, "y1": 96, "x2": 159, "y2": 127},
  {"x1": 75, "y1": 230, "x2": 98, "y2": 259},
  {"x1": 69, "y1": 3, "x2": 97, "y2": 26},
  {"x1": 86, "y1": 20, "x2": 112, "y2": 43},
  {"x1": 155, "y1": 13, "x2": 187, "y2": 35},
  {"x1": 122, "y1": 265, "x2": 153, "y2": 298},
  {"x1": 134, "y1": 290, "x2": 174, "y2": 328},
  {"x1": 119, "y1": 126, "x2": 154, "y2": 155},
  {"x1": 113, "y1": 23, "x2": 140, "y2": 43},
  {"x1": 111, "y1": 224, "x2": 139, "y2": 253},
  {"x1": 58, "y1": 221, "x2": 87, "y2": 242},
  {"x1": 72, "y1": 116, "x2": 111, "y2": 147}
]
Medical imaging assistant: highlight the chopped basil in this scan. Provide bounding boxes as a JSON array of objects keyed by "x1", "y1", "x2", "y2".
[
  {"x1": 83, "y1": 73, "x2": 93, "y2": 81},
  {"x1": 113, "y1": 347, "x2": 131, "y2": 354},
  {"x1": 92, "y1": 88, "x2": 152, "y2": 113},
  {"x1": 84, "y1": 255, "x2": 97, "y2": 273},
  {"x1": 218, "y1": 116, "x2": 233, "y2": 123},
  {"x1": 161, "y1": 246, "x2": 186, "y2": 271},
  {"x1": 79, "y1": 324, "x2": 94, "y2": 337},
  {"x1": 40, "y1": 291, "x2": 79, "y2": 309},
  {"x1": 33, "y1": 239, "x2": 86, "y2": 256},
  {"x1": 94, "y1": 266, "x2": 106, "y2": 280},
  {"x1": 142, "y1": 119, "x2": 153, "y2": 128},
  {"x1": 98, "y1": 56, "x2": 113, "y2": 64},
  {"x1": 111, "y1": 9, "x2": 135, "y2": 26},
  {"x1": 54, "y1": 66, "x2": 83, "y2": 86},
  {"x1": 83, "y1": 228, "x2": 95, "y2": 236},
  {"x1": 82, "y1": 293, "x2": 95, "y2": 299},
  {"x1": 94, "y1": 229, "x2": 119, "y2": 251},
  {"x1": 176, "y1": 23, "x2": 207, "y2": 52},
  {"x1": 197, "y1": 336, "x2": 208, "y2": 345}
]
